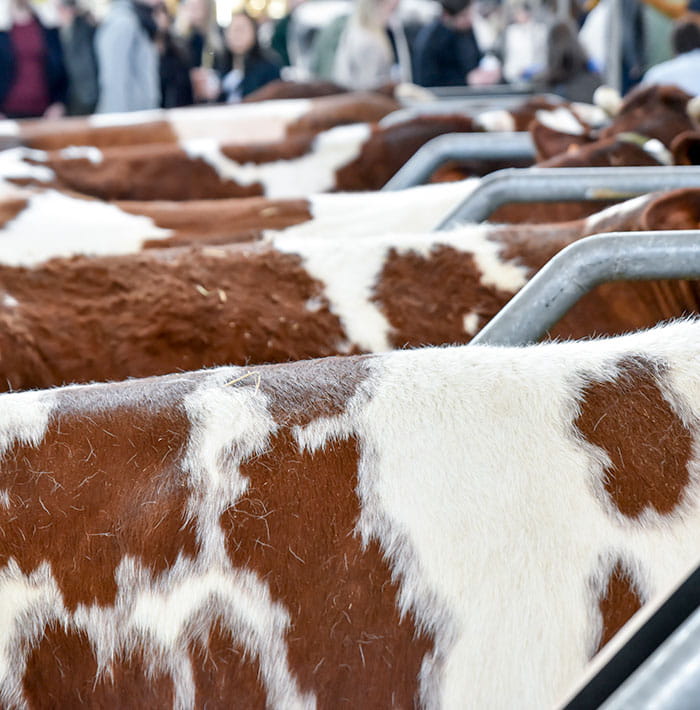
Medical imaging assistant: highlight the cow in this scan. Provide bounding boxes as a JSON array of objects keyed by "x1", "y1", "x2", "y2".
[
  {"x1": 0, "y1": 190, "x2": 697, "y2": 392},
  {"x1": 0, "y1": 92, "x2": 400, "y2": 152},
  {"x1": 1, "y1": 115, "x2": 480, "y2": 200},
  {"x1": 1, "y1": 320, "x2": 700, "y2": 708},
  {"x1": 532, "y1": 84, "x2": 699, "y2": 164},
  {"x1": 0, "y1": 178, "x2": 474, "y2": 259}
]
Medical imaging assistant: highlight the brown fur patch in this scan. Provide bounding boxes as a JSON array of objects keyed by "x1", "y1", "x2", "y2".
[
  {"x1": 0, "y1": 380, "x2": 198, "y2": 610},
  {"x1": 189, "y1": 621, "x2": 267, "y2": 709},
  {"x1": 0, "y1": 197, "x2": 28, "y2": 228},
  {"x1": 46, "y1": 143, "x2": 264, "y2": 201},
  {"x1": 600, "y1": 84, "x2": 695, "y2": 147},
  {"x1": 21, "y1": 120, "x2": 178, "y2": 151},
  {"x1": 116, "y1": 196, "x2": 313, "y2": 248},
  {"x1": 594, "y1": 561, "x2": 643, "y2": 654},
  {"x1": 641, "y1": 189, "x2": 700, "y2": 231},
  {"x1": 221, "y1": 134, "x2": 316, "y2": 165},
  {"x1": 373, "y1": 244, "x2": 519, "y2": 347},
  {"x1": 285, "y1": 92, "x2": 399, "y2": 136},
  {"x1": 0, "y1": 244, "x2": 348, "y2": 390},
  {"x1": 254, "y1": 354, "x2": 372, "y2": 427},
  {"x1": 538, "y1": 135, "x2": 663, "y2": 168},
  {"x1": 243, "y1": 79, "x2": 346, "y2": 103},
  {"x1": 574, "y1": 356, "x2": 694, "y2": 518},
  {"x1": 23, "y1": 625, "x2": 174, "y2": 709},
  {"x1": 530, "y1": 120, "x2": 595, "y2": 162},
  {"x1": 222, "y1": 430, "x2": 432, "y2": 706},
  {"x1": 671, "y1": 131, "x2": 700, "y2": 165},
  {"x1": 335, "y1": 115, "x2": 479, "y2": 191}
]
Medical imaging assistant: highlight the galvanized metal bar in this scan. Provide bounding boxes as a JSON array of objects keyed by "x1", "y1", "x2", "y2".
[
  {"x1": 562, "y1": 561, "x2": 700, "y2": 709},
  {"x1": 438, "y1": 166, "x2": 700, "y2": 228},
  {"x1": 471, "y1": 230, "x2": 700, "y2": 347},
  {"x1": 380, "y1": 93, "x2": 565, "y2": 128},
  {"x1": 599, "y1": 605, "x2": 700, "y2": 710},
  {"x1": 382, "y1": 132, "x2": 535, "y2": 191}
]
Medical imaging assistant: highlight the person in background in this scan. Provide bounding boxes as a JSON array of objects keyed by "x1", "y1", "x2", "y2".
[
  {"x1": 220, "y1": 11, "x2": 281, "y2": 102},
  {"x1": 534, "y1": 20, "x2": 601, "y2": 102},
  {"x1": 95, "y1": 0, "x2": 161, "y2": 112},
  {"x1": 154, "y1": 1, "x2": 194, "y2": 107},
  {"x1": 501, "y1": 2, "x2": 548, "y2": 83},
  {"x1": 0, "y1": 0, "x2": 67, "y2": 119},
  {"x1": 412, "y1": 0, "x2": 483, "y2": 87},
  {"x1": 57, "y1": 0, "x2": 98, "y2": 115},
  {"x1": 331, "y1": 0, "x2": 412, "y2": 90},
  {"x1": 642, "y1": 20, "x2": 700, "y2": 94},
  {"x1": 270, "y1": 0, "x2": 305, "y2": 66},
  {"x1": 175, "y1": 0, "x2": 226, "y2": 102}
]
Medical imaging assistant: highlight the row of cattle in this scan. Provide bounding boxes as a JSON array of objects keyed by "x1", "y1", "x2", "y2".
[{"x1": 1, "y1": 82, "x2": 700, "y2": 709}]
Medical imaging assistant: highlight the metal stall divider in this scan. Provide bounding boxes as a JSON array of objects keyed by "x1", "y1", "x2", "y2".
[
  {"x1": 382, "y1": 132, "x2": 535, "y2": 191},
  {"x1": 472, "y1": 230, "x2": 700, "y2": 346},
  {"x1": 437, "y1": 166, "x2": 700, "y2": 229}
]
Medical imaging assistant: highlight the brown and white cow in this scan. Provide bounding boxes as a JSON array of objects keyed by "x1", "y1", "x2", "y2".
[
  {"x1": 0, "y1": 92, "x2": 400, "y2": 152},
  {"x1": 1, "y1": 114, "x2": 480, "y2": 200},
  {"x1": 0, "y1": 190, "x2": 697, "y2": 392},
  {"x1": 1, "y1": 321, "x2": 700, "y2": 708},
  {"x1": 0, "y1": 178, "x2": 474, "y2": 259}
]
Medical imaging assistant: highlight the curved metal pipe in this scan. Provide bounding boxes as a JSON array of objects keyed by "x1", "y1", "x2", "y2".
[
  {"x1": 472, "y1": 230, "x2": 700, "y2": 347},
  {"x1": 383, "y1": 132, "x2": 534, "y2": 191},
  {"x1": 438, "y1": 166, "x2": 700, "y2": 228}
]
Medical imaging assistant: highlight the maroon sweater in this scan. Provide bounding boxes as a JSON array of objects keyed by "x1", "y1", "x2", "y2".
[{"x1": 2, "y1": 17, "x2": 50, "y2": 118}]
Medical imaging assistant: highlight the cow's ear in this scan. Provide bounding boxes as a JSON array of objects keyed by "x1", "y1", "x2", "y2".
[
  {"x1": 671, "y1": 131, "x2": 700, "y2": 165},
  {"x1": 642, "y1": 189, "x2": 700, "y2": 230},
  {"x1": 529, "y1": 120, "x2": 593, "y2": 162}
]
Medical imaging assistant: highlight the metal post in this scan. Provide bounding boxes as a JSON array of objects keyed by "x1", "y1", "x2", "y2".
[
  {"x1": 382, "y1": 133, "x2": 535, "y2": 191},
  {"x1": 599, "y1": 606, "x2": 700, "y2": 709},
  {"x1": 471, "y1": 231, "x2": 700, "y2": 347},
  {"x1": 438, "y1": 166, "x2": 700, "y2": 229},
  {"x1": 605, "y1": 0, "x2": 624, "y2": 94}
]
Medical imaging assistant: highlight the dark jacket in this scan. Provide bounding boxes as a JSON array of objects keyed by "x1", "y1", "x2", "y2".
[
  {"x1": 60, "y1": 12, "x2": 98, "y2": 115},
  {"x1": 412, "y1": 19, "x2": 482, "y2": 87},
  {"x1": 221, "y1": 53, "x2": 281, "y2": 101},
  {"x1": 0, "y1": 17, "x2": 68, "y2": 110},
  {"x1": 160, "y1": 34, "x2": 194, "y2": 108}
]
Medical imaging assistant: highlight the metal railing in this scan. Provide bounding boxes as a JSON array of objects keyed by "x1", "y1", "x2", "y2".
[
  {"x1": 382, "y1": 132, "x2": 535, "y2": 191},
  {"x1": 438, "y1": 166, "x2": 700, "y2": 229},
  {"x1": 472, "y1": 230, "x2": 700, "y2": 347}
]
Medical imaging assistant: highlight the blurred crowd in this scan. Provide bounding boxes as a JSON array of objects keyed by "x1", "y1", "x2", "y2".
[{"x1": 1, "y1": 0, "x2": 700, "y2": 119}]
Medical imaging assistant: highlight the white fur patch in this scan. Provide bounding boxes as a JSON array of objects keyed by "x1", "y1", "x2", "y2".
[
  {"x1": 474, "y1": 110, "x2": 516, "y2": 133},
  {"x1": 182, "y1": 123, "x2": 371, "y2": 198},
  {"x1": 0, "y1": 149, "x2": 54, "y2": 183},
  {"x1": 272, "y1": 224, "x2": 528, "y2": 352},
  {"x1": 284, "y1": 179, "x2": 477, "y2": 239},
  {"x1": 60, "y1": 146, "x2": 104, "y2": 164},
  {"x1": 88, "y1": 109, "x2": 165, "y2": 127},
  {"x1": 0, "y1": 491, "x2": 9, "y2": 509},
  {"x1": 0, "y1": 190, "x2": 172, "y2": 265},
  {"x1": 169, "y1": 99, "x2": 314, "y2": 144},
  {"x1": 0, "y1": 562, "x2": 66, "y2": 709},
  {"x1": 2, "y1": 295, "x2": 18, "y2": 309},
  {"x1": 536, "y1": 107, "x2": 586, "y2": 135},
  {"x1": 0, "y1": 121, "x2": 19, "y2": 137},
  {"x1": 0, "y1": 389, "x2": 52, "y2": 456},
  {"x1": 462, "y1": 312, "x2": 480, "y2": 335},
  {"x1": 570, "y1": 102, "x2": 609, "y2": 128}
]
